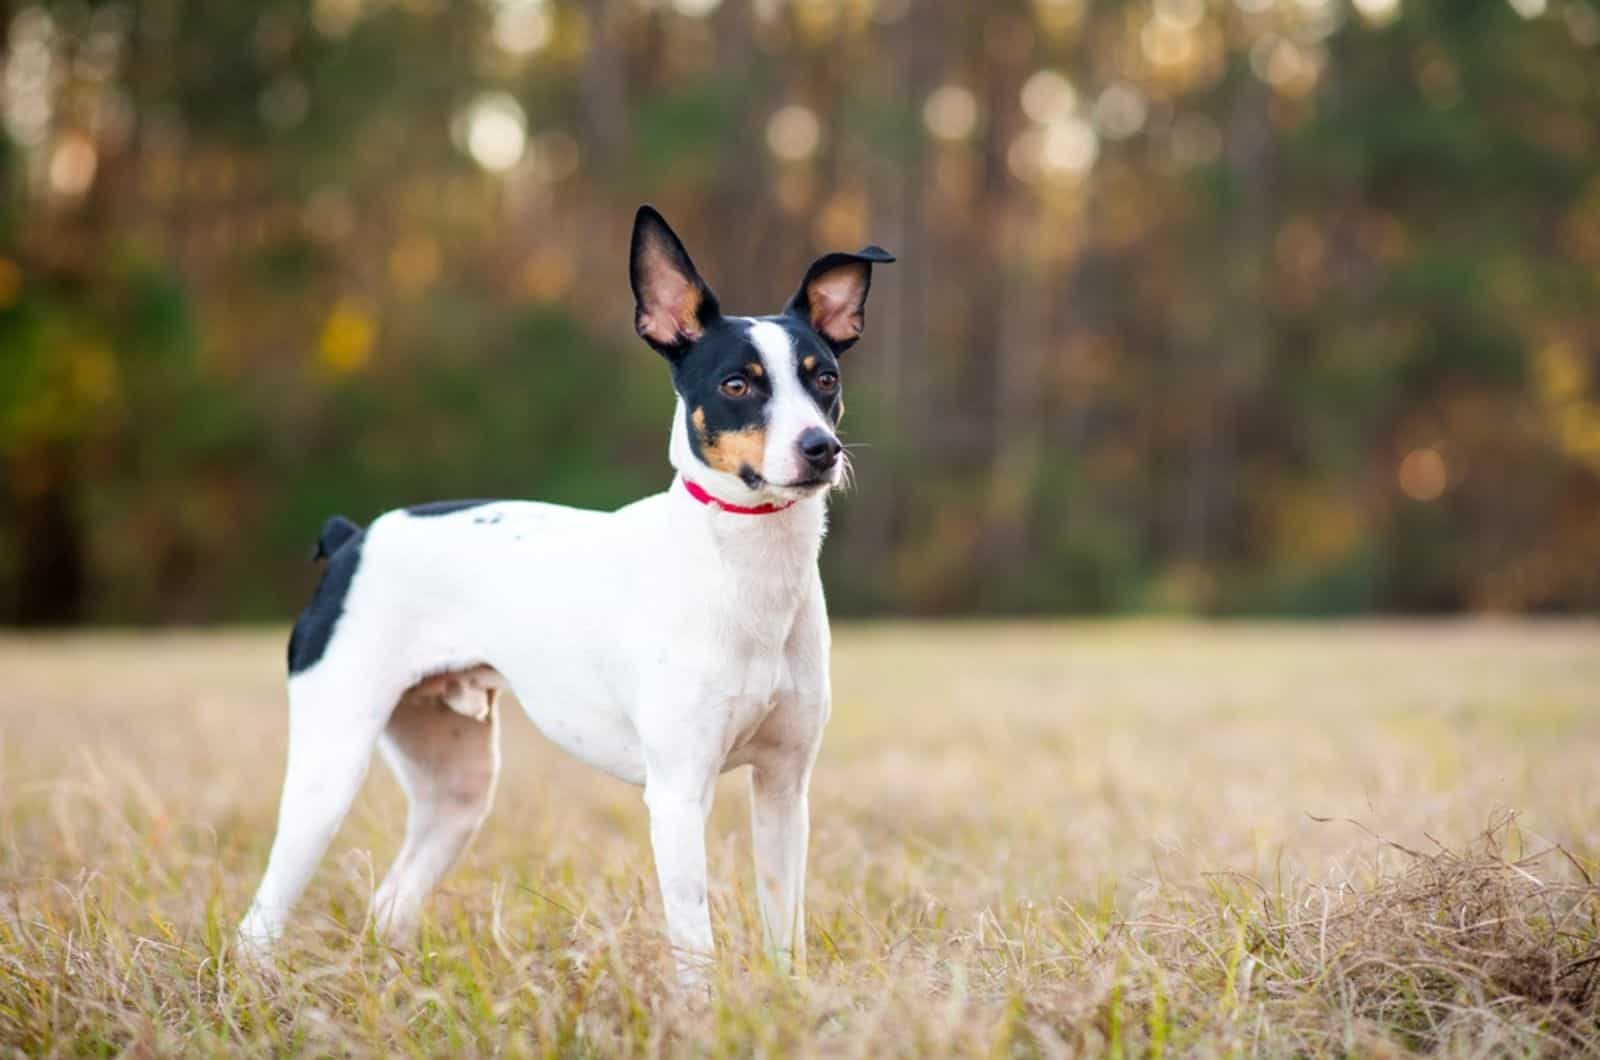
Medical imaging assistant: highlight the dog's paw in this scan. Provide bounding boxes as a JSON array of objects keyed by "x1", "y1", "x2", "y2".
[{"x1": 230, "y1": 924, "x2": 284, "y2": 984}]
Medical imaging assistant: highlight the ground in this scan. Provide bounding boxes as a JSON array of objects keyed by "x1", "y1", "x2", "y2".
[{"x1": 1, "y1": 622, "x2": 1596, "y2": 1056}]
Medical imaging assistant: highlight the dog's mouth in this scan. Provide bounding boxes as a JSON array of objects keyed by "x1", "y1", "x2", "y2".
[{"x1": 738, "y1": 465, "x2": 835, "y2": 497}]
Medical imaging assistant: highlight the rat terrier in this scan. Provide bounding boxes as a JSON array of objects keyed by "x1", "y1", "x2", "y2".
[{"x1": 238, "y1": 206, "x2": 894, "y2": 988}]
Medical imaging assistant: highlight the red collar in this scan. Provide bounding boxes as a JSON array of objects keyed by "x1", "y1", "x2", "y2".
[{"x1": 681, "y1": 477, "x2": 795, "y2": 515}]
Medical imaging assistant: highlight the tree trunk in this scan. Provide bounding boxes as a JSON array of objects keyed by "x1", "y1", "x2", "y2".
[{"x1": 11, "y1": 454, "x2": 87, "y2": 626}]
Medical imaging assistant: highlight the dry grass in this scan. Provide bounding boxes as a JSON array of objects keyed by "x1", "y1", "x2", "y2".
[{"x1": 1, "y1": 621, "x2": 1597, "y2": 1057}]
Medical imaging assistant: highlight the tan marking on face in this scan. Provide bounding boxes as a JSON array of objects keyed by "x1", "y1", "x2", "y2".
[
  {"x1": 747, "y1": 361, "x2": 764, "y2": 378},
  {"x1": 802, "y1": 355, "x2": 817, "y2": 372},
  {"x1": 702, "y1": 426, "x2": 767, "y2": 477},
  {"x1": 691, "y1": 405, "x2": 766, "y2": 476}
]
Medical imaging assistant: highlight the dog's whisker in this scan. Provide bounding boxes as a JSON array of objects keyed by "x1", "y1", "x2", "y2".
[{"x1": 835, "y1": 451, "x2": 857, "y2": 493}]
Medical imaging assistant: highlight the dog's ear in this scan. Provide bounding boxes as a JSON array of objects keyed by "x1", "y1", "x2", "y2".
[
  {"x1": 630, "y1": 205, "x2": 720, "y2": 355},
  {"x1": 784, "y1": 245, "x2": 895, "y2": 354}
]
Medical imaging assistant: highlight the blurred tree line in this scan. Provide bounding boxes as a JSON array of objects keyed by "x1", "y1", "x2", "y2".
[{"x1": 2, "y1": 0, "x2": 1598, "y2": 625}]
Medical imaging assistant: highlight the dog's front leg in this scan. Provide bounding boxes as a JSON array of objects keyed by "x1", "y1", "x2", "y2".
[
  {"x1": 643, "y1": 765, "x2": 717, "y2": 991},
  {"x1": 749, "y1": 757, "x2": 811, "y2": 974}
]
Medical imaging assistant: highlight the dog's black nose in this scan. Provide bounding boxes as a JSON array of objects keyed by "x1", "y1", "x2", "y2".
[{"x1": 798, "y1": 428, "x2": 842, "y2": 472}]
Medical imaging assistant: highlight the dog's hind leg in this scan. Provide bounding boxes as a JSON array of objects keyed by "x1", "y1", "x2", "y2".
[
  {"x1": 237, "y1": 666, "x2": 396, "y2": 958},
  {"x1": 371, "y1": 672, "x2": 501, "y2": 941}
]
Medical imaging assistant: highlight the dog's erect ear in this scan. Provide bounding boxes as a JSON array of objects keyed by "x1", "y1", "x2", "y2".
[
  {"x1": 630, "y1": 205, "x2": 720, "y2": 355},
  {"x1": 784, "y1": 245, "x2": 896, "y2": 353}
]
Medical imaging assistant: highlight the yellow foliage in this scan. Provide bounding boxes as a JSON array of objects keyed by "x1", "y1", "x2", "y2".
[
  {"x1": 72, "y1": 348, "x2": 119, "y2": 405},
  {"x1": 1536, "y1": 339, "x2": 1588, "y2": 402},
  {"x1": 1536, "y1": 339, "x2": 1600, "y2": 471},
  {"x1": 319, "y1": 298, "x2": 376, "y2": 374},
  {"x1": 1267, "y1": 479, "x2": 1367, "y2": 561}
]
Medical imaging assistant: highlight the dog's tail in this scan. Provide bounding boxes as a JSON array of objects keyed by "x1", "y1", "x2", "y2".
[{"x1": 312, "y1": 515, "x2": 362, "y2": 562}]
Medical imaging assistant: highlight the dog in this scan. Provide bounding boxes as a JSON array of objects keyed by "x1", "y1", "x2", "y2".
[{"x1": 237, "y1": 206, "x2": 894, "y2": 988}]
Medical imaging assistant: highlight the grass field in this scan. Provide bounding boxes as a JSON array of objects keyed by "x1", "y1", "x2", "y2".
[{"x1": 1, "y1": 622, "x2": 1597, "y2": 1056}]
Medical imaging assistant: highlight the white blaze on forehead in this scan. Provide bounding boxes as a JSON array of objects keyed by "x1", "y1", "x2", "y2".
[
  {"x1": 747, "y1": 320, "x2": 796, "y2": 395},
  {"x1": 749, "y1": 319, "x2": 832, "y2": 485},
  {"x1": 748, "y1": 320, "x2": 818, "y2": 427}
]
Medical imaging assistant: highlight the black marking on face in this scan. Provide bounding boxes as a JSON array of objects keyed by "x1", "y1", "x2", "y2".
[
  {"x1": 288, "y1": 525, "x2": 364, "y2": 674},
  {"x1": 406, "y1": 499, "x2": 497, "y2": 517},
  {"x1": 770, "y1": 315, "x2": 846, "y2": 427},
  {"x1": 673, "y1": 318, "x2": 774, "y2": 478}
]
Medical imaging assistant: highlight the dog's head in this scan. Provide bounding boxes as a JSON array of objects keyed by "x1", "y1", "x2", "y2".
[{"x1": 630, "y1": 205, "x2": 894, "y2": 504}]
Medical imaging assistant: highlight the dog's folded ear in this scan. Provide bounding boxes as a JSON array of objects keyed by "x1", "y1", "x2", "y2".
[
  {"x1": 785, "y1": 245, "x2": 896, "y2": 354},
  {"x1": 630, "y1": 205, "x2": 721, "y2": 355}
]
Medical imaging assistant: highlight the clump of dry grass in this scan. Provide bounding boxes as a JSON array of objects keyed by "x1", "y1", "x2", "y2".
[
  {"x1": 1, "y1": 623, "x2": 1597, "y2": 1056},
  {"x1": 1280, "y1": 814, "x2": 1600, "y2": 1053}
]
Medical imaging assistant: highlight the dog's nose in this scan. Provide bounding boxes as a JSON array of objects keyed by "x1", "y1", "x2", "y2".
[{"x1": 797, "y1": 428, "x2": 842, "y2": 472}]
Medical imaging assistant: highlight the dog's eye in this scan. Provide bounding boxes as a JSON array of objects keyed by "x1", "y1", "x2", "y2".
[
  {"x1": 720, "y1": 375, "x2": 750, "y2": 399},
  {"x1": 815, "y1": 371, "x2": 839, "y2": 393}
]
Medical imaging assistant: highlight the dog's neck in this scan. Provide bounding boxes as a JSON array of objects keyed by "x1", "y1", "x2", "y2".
[
  {"x1": 666, "y1": 403, "x2": 828, "y2": 639},
  {"x1": 670, "y1": 477, "x2": 827, "y2": 645}
]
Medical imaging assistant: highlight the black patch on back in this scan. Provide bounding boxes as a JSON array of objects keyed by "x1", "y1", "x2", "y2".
[
  {"x1": 287, "y1": 528, "x2": 364, "y2": 674},
  {"x1": 405, "y1": 499, "x2": 497, "y2": 517},
  {"x1": 313, "y1": 515, "x2": 361, "y2": 561}
]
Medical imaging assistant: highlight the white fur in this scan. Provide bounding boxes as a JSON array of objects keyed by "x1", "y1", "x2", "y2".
[
  {"x1": 238, "y1": 323, "x2": 837, "y2": 990},
  {"x1": 751, "y1": 319, "x2": 835, "y2": 490}
]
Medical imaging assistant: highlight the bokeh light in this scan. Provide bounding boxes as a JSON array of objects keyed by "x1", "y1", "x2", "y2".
[
  {"x1": 48, "y1": 132, "x2": 97, "y2": 197},
  {"x1": 1155, "y1": 0, "x2": 1206, "y2": 30},
  {"x1": 1352, "y1": 0, "x2": 1402, "y2": 27},
  {"x1": 1092, "y1": 83, "x2": 1146, "y2": 140},
  {"x1": 312, "y1": 0, "x2": 363, "y2": 39},
  {"x1": 492, "y1": 0, "x2": 553, "y2": 57},
  {"x1": 671, "y1": 0, "x2": 724, "y2": 17},
  {"x1": 1398, "y1": 447, "x2": 1449, "y2": 502},
  {"x1": 1142, "y1": 19, "x2": 1195, "y2": 67},
  {"x1": 766, "y1": 104, "x2": 822, "y2": 162},
  {"x1": 1040, "y1": 116, "x2": 1099, "y2": 177},
  {"x1": 1020, "y1": 70, "x2": 1077, "y2": 125},
  {"x1": 457, "y1": 92, "x2": 528, "y2": 173},
  {"x1": 923, "y1": 84, "x2": 980, "y2": 142},
  {"x1": 3, "y1": 8, "x2": 57, "y2": 148}
]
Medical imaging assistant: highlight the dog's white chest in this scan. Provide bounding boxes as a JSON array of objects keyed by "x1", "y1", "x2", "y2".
[{"x1": 718, "y1": 654, "x2": 793, "y2": 755}]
